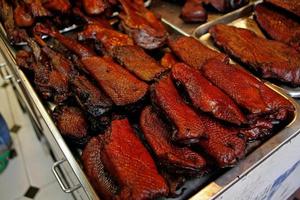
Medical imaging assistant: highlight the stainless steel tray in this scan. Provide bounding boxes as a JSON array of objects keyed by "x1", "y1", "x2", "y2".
[
  {"x1": 192, "y1": 1, "x2": 300, "y2": 99},
  {"x1": 1, "y1": 16, "x2": 300, "y2": 200},
  {"x1": 150, "y1": 0, "x2": 257, "y2": 36}
]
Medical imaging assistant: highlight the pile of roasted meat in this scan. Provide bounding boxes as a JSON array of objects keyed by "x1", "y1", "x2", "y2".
[{"x1": 0, "y1": 0, "x2": 297, "y2": 199}]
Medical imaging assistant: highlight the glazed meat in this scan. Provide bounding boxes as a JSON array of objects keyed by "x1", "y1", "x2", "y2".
[
  {"x1": 80, "y1": 56, "x2": 148, "y2": 106},
  {"x1": 34, "y1": 24, "x2": 148, "y2": 106},
  {"x1": 210, "y1": 24, "x2": 300, "y2": 86},
  {"x1": 24, "y1": 0, "x2": 51, "y2": 17},
  {"x1": 78, "y1": 23, "x2": 134, "y2": 54},
  {"x1": 140, "y1": 106, "x2": 206, "y2": 175},
  {"x1": 172, "y1": 63, "x2": 246, "y2": 125},
  {"x1": 151, "y1": 75, "x2": 205, "y2": 144},
  {"x1": 13, "y1": 0, "x2": 34, "y2": 27},
  {"x1": 71, "y1": 75, "x2": 113, "y2": 117},
  {"x1": 160, "y1": 52, "x2": 177, "y2": 69},
  {"x1": 202, "y1": 59, "x2": 294, "y2": 115},
  {"x1": 43, "y1": 0, "x2": 71, "y2": 13},
  {"x1": 180, "y1": 0, "x2": 207, "y2": 23},
  {"x1": 100, "y1": 119, "x2": 169, "y2": 199},
  {"x1": 0, "y1": 0, "x2": 20, "y2": 43},
  {"x1": 265, "y1": 0, "x2": 300, "y2": 17},
  {"x1": 111, "y1": 45, "x2": 168, "y2": 81},
  {"x1": 82, "y1": 0, "x2": 109, "y2": 15},
  {"x1": 168, "y1": 36, "x2": 227, "y2": 70},
  {"x1": 17, "y1": 34, "x2": 70, "y2": 103},
  {"x1": 34, "y1": 24, "x2": 96, "y2": 58},
  {"x1": 203, "y1": 0, "x2": 249, "y2": 12},
  {"x1": 52, "y1": 106, "x2": 89, "y2": 146},
  {"x1": 82, "y1": 136, "x2": 119, "y2": 199},
  {"x1": 118, "y1": 0, "x2": 168, "y2": 49},
  {"x1": 196, "y1": 115, "x2": 246, "y2": 167},
  {"x1": 255, "y1": 3, "x2": 300, "y2": 51}
]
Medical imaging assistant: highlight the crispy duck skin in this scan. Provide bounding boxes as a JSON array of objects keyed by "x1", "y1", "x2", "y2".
[
  {"x1": 255, "y1": 4, "x2": 300, "y2": 52},
  {"x1": 160, "y1": 52, "x2": 177, "y2": 69},
  {"x1": 34, "y1": 24, "x2": 96, "y2": 58},
  {"x1": 265, "y1": 0, "x2": 300, "y2": 17},
  {"x1": 71, "y1": 75, "x2": 113, "y2": 117},
  {"x1": 82, "y1": 0, "x2": 108, "y2": 15},
  {"x1": 100, "y1": 119, "x2": 169, "y2": 200},
  {"x1": 43, "y1": 0, "x2": 71, "y2": 13},
  {"x1": 180, "y1": 0, "x2": 207, "y2": 23},
  {"x1": 172, "y1": 63, "x2": 246, "y2": 125},
  {"x1": 140, "y1": 106, "x2": 206, "y2": 175},
  {"x1": 118, "y1": 0, "x2": 168, "y2": 50},
  {"x1": 24, "y1": 0, "x2": 51, "y2": 17},
  {"x1": 81, "y1": 56, "x2": 148, "y2": 106},
  {"x1": 202, "y1": 59, "x2": 294, "y2": 115},
  {"x1": 78, "y1": 23, "x2": 134, "y2": 54},
  {"x1": 209, "y1": 24, "x2": 300, "y2": 86},
  {"x1": 168, "y1": 36, "x2": 228, "y2": 70},
  {"x1": 151, "y1": 75, "x2": 206, "y2": 144},
  {"x1": 53, "y1": 106, "x2": 89, "y2": 146},
  {"x1": 13, "y1": 0, "x2": 34, "y2": 27},
  {"x1": 203, "y1": 0, "x2": 249, "y2": 12},
  {"x1": 196, "y1": 115, "x2": 246, "y2": 167},
  {"x1": 0, "y1": 0, "x2": 21, "y2": 43},
  {"x1": 82, "y1": 136, "x2": 119, "y2": 200},
  {"x1": 111, "y1": 45, "x2": 168, "y2": 82}
]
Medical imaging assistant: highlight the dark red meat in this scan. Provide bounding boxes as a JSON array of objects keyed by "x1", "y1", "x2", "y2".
[
  {"x1": 168, "y1": 36, "x2": 228, "y2": 70},
  {"x1": 180, "y1": 0, "x2": 207, "y2": 23},
  {"x1": 100, "y1": 119, "x2": 169, "y2": 200},
  {"x1": 172, "y1": 63, "x2": 246, "y2": 125},
  {"x1": 265, "y1": 0, "x2": 300, "y2": 17},
  {"x1": 209, "y1": 24, "x2": 300, "y2": 86},
  {"x1": 255, "y1": 3, "x2": 300, "y2": 51},
  {"x1": 151, "y1": 75, "x2": 206, "y2": 144},
  {"x1": 140, "y1": 106, "x2": 206, "y2": 175}
]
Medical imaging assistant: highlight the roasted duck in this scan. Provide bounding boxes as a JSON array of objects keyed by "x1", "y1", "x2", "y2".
[
  {"x1": 16, "y1": 33, "x2": 71, "y2": 103},
  {"x1": 180, "y1": 0, "x2": 207, "y2": 23},
  {"x1": 71, "y1": 75, "x2": 113, "y2": 117},
  {"x1": 265, "y1": 0, "x2": 300, "y2": 17},
  {"x1": 118, "y1": 0, "x2": 168, "y2": 49},
  {"x1": 255, "y1": 3, "x2": 300, "y2": 52},
  {"x1": 100, "y1": 119, "x2": 169, "y2": 199},
  {"x1": 160, "y1": 52, "x2": 177, "y2": 69},
  {"x1": 43, "y1": 0, "x2": 71, "y2": 13},
  {"x1": 172, "y1": 63, "x2": 246, "y2": 125},
  {"x1": 52, "y1": 106, "x2": 89, "y2": 146},
  {"x1": 202, "y1": 59, "x2": 294, "y2": 140},
  {"x1": 151, "y1": 75, "x2": 206, "y2": 144},
  {"x1": 195, "y1": 115, "x2": 246, "y2": 167},
  {"x1": 82, "y1": 136, "x2": 119, "y2": 199},
  {"x1": 34, "y1": 24, "x2": 148, "y2": 106},
  {"x1": 24, "y1": 0, "x2": 51, "y2": 17},
  {"x1": 82, "y1": 0, "x2": 109, "y2": 15},
  {"x1": 13, "y1": 0, "x2": 34, "y2": 27},
  {"x1": 210, "y1": 24, "x2": 300, "y2": 86},
  {"x1": 168, "y1": 36, "x2": 227, "y2": 70},
  {"x1": 140, "y1": 106, "x2": 206, "y2": 175},
  {"x1": 111, "y1": 45, "x2": 168, "y2": 81}
]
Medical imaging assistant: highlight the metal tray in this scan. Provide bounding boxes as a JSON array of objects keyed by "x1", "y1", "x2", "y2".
[
  {"x1": 192, "y1": 1, "x2": 300, "y2": 99},
  {"x1": 1, "y1": 16, "x2": 300, "y2": 200},
  {"x1": 150, "y1": 0, "x2": 257, "y2": 36}
]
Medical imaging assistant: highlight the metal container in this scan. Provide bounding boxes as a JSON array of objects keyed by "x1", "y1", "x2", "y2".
[
  {"x1": 1, "y1": 4, "x2": 300, "y2": 199},
  {"x1": 192, "y1": 1, "x2": 300, "y2": 98}
]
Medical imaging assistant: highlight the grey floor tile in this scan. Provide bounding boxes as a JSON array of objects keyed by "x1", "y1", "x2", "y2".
[
  {"x1": 0, "y1": 134, "x2": 30, "y2": 200},
  {"x1": 35, "y1": 182, "x2": 74, "y2": 200},
  {"x1": 17, "y1": 121, "x2": 56, "y2": 188}
]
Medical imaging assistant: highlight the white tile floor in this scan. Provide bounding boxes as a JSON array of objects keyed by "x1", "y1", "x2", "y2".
[{"x1": 0, "y1": 69, "x2": 74, "y2": 199}]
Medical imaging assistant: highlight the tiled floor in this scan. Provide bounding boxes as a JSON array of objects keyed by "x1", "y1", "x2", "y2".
[{"x1": 0, "y1": 73, "x2": 74, "y2": 199}]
